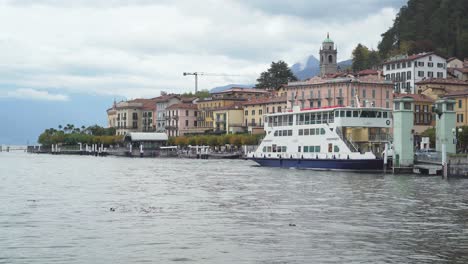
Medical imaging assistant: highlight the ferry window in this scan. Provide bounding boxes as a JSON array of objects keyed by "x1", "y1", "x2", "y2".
[
  {"x1": 283, "y1": 130, "x2": 288, "y2": 136},
  {"x1": 272, "y1": 145, "x2": 277, "y2": 152},
  {"x1": 309, "y1": 146, "x2": 314, "y2": 152},
  {"x1": 288, "y1": 115, "x2": 293, "y2": 125},
  {"x1": 311, "y1": 113, "x2": 316, "y2": 124},
  {"x1": 377, "y1": 111, "x2": 382, "y2": 118},
  {"x1": 298, "y1": 146, "x2": 301, "y2": 152},
  {"x1": 316, "y1": 128, "x2": 320, "y2": 135},
  {"x1": 304, "y1": 146, "x2": 309, "y2": 152},
  {"x1": 322, "y1": 113, "x2": 328, "y2": 123},
  {"x1": 267, "y1": 146, "x2": 272, "y2": 152},
  {"x1": 262, "y1": 146, "x2": 266, "y2": 152},
  {"x1": 369, "y1": 111, "x2": 376, "y2": 118},
  {"x1": 315, "y1": 146, "x2": 321, "y2": 153},
  {"x1": 383, "y1": 112, "x2": 388, "y2": 118},
  {"x1": 321, "y1": 128, "x2": 326, "y2": 135},
  {"x1": 340, "y1": 111, "x2": 345, "y2": 117},
  {"x1": 335, "y1": 111, "x2": 339, "y2": 117},
  {"x1": 316, "y1": 113, "x2": 322, "y2": 124},
  {"x1": 279, "y1": 130, "x2": 283, "y2": 136},
  {"x1": 304, "y1": 129, "x2": 310, "y2": 136},
  {"x1": 299, "y1": 129, "x2": 304, "y2": 136},
  {"x1": 288, "y1": 130, "x2": 292, "y2": 136},
  {"x1": 299, "y1": 114, "x2": 304, "y2": 125},
  {"x1": 305, "y1": 114, "x2": 310, "y2": 124},
  {"x1": 273, "y1": 116, "x2": 278, "y2": 126},
  {"x1": 274, "y1": 131, "x2": 278, "y2": 136},
  {"x1": 334, "y1": 146, "x2": 340, "y2": 152},
  {"x1": 310, "y1": 128, "x2": 315, "y2": 135},
  {"x1": 346, "y1": 111, "x2": 352, "y2": 117},
  {"x1": 328, "y1": 143, "x2": 333, "y2": 153},
  {"x1": 353, "y1": 111, "x2": 359, "y2": 117},
  {"x1": 282, "y1": 146, "x2": 287, "y2": 152},
  {"x1": 329, "y1": 113, "x2": 334, "y2": 123}
]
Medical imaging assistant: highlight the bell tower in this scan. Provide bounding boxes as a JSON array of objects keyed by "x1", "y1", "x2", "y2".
[{"x1": 319, "y1": 33, "x2": 338, "y2": 76}]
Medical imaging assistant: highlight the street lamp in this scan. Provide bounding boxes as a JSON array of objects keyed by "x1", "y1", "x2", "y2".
[{"x1": 452, "y1": 127, "x2": 463, "y2": 152}]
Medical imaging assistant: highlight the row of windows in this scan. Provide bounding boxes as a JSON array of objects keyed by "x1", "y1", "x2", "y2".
[
  {"x1": 273, "y1": 130, "x2": 293, "y2": 136},
  {"x1": 301, "y1": 146, "x2": 321, "y2": 153},
  {"x1": 262, "y1": 145, "x2": 287, "y2": 153},
  {"x1": 417, "y1": 71, "x2": 444, "y2": 78},
  {"x1": 298, "y1": 128, "x2": 326, "y2": 136},
  {"x1": 245, "y1": 109, "x2": 263, "y2": 116},
  {"x1": 385, "y1": 59, "x2": 446, "y2": 70},
  {"x1": 415, "y1": 105, "x2": 430, "y2": 113}
]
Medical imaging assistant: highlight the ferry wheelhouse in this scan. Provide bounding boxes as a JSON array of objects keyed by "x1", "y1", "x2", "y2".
[{"x1": 247, "y1": 105, "x2": 392, "y2": 171}]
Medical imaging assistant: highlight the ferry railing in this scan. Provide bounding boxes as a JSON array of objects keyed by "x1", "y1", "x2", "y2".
[{"x1": 335, "y1": 127, "x2": 358, "y2": 152}]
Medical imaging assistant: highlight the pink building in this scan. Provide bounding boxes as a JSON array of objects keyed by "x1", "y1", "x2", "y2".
[
  {"x1": 165, "y1": 103, "x2": 202, "y2": 137},
  {"x1": 285, "y1": 75, "x2": 394, "y2": 110}
]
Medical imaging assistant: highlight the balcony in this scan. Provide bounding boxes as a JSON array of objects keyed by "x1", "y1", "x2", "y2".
[
  {"x1": 165, "y1": 125, "x2": 177, "y2": 130},
  {"x1": 247, "y1": 123, "x2": 263, "y2": 127}
]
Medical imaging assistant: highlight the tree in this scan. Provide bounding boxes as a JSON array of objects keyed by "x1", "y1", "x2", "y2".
[
  {"x1": 255, "y1": 60, "x2": 298, "y2": 89},
  {"x1": 352, "y1": 44, "x2": 370, "y2": 72}
]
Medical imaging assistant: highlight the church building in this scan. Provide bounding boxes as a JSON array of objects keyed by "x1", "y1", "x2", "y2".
[{"x1": 319, "y1": 33, "x2": 338, "y2": 76}]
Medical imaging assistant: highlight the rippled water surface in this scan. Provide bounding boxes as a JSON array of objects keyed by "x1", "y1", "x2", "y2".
[{"x1": 1, "y1": 152, "x2": 468, "y2": 263}]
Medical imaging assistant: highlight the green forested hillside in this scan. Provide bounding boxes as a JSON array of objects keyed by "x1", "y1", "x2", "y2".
[{"x1": 378, "y1": 0, "x2": 468, "y2": 59}]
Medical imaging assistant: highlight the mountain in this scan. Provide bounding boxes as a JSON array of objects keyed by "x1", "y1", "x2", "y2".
[
  {"x1": 378, "y1": 0, "x2": 468, "y2": 59},
  {"x1": 291, "y1": 55, "x2": 353, "y2": 80},
  {"x1": 210, "y1": 83, "x2": 254, "y2": 93},
  {"x1": 291, "y1": 55, "x2": 320, "y2": 80}
]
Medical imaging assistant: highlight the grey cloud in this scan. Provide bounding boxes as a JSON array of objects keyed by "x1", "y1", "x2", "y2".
[{"x1": 238, "y1": 0, "x2": 406, "y2": 21}]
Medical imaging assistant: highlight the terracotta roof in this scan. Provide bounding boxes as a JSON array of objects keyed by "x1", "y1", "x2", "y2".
[
  {"x1": 242, "y1": 96, "x2": 287, "y2": 106},
  {"x1": 444, "y1": 91, "x2": 468, "y2": 97},
  {"x1": 211, "y1": 87, "x2": 269, "y2": 94},
  {"x1": 197, "y1": 97, "x2": 246, "y2": 103},
  {"x1": 416, "y1": 78, "x2": 468, "y2": 86},
  {"x1": 394, "y1": 93, "x2": 435, "y2": 103},
  {"x1": 166, "y1": 103, "x2": 198, "y2": 110},
  {"x1": 382, "y1": 52, "x2": 444, "y2": 65},
  {"x1": 453, "y1": 67, "x2": 468, "y2": 73},
  {"x1": 154, "y1": 94, "x2": 180, "y2": 102},
  {"x1": 180, "y1": 97, "x2": 198, "y2": 103},
  {"x1": 357, "y1": 69, "x2": 380, "y2": 76}
]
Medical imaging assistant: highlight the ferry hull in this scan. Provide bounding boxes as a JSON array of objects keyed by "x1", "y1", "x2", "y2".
[{"x1": 249, "y1": 157, "x2": 384, "y2": 171}]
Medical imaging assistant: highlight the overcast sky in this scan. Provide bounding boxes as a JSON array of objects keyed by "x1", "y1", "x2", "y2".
[{"x1": 0, "y1": 0, "x2": 406, "y2": 100}]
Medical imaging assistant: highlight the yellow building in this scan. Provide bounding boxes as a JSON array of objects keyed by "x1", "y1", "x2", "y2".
[
  {"x1": 417, "y1": 78, "x2": 468, "y2": 100},
  {"x1": 212, "y1": 105, "x2": 245, "y2": 134},
  {"x1": 445, "y1": 91, "x2": 468, "y2": 126},
  {"x1": 242, "y1": 96, "x2": 288, "y2": 134},
  {"x1": 196, "y1": 97, "x2": 246, "y2": 131}
]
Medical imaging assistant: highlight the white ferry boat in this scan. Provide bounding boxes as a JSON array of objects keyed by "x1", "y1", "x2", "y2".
[{"x1": 247, "y1": 105, "x2": 392, "y2": 171}]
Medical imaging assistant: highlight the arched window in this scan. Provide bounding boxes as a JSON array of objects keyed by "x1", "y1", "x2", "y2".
[{"x1": 328, "y1": 55, "x2": 333, "y2": 63}]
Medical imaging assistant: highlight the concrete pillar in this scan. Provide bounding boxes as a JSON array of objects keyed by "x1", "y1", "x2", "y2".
[
  {"x1": 393, "y1": 96, "x2": 414, "y2": 167},
  {"x1": 435, "y1": 98, "x2": 456, "y2": 154}
]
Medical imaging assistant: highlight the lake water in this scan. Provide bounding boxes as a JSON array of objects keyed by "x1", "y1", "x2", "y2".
[{"x1": 1, "y1": 152, "x2": 468, "y2": 263}]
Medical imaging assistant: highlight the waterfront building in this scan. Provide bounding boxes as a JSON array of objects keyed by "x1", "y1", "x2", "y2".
[
  {"x1": 242, "y1": 96, "x2": 288, "y2": 134},
  {"x1": 211, "y1": 87, "x2": 270, "y2": 100},
  {"x1": 450, "y1": 67, "x2": 468, "y2": 81},
  {"x1": 165, "y1": 103, "x2": 205, "y2": 137},
  {"x1": 212, "y1": 105, "x2": 245, "y2": 134},
  {"x1": 155, "y1": 95, "x2": 182, "y2": 133},
  {"x1": 382, "y1": 52, "x2": 447, "y2": 93},
  {"x1": 444, "y1": 91, "x2": 468, "y2": 126},
  {"x1": 108, "y1": 98, "x2": 158, "y2": 135},
  {"x1": 285, "y1": 75, "x2": 394, "y2": 110},
  {"x1": 319, "y1": 33, "x2": 338, "y2": 77},
  {"x1": 416, "y1": 78, "x2": 468, "y2": 100},
  {"x1": 196, "y1": 97, "x2": 246, "y2": 132}
]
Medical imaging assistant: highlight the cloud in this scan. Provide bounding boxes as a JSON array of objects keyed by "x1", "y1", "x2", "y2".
[
  {"x1": 0, "y1": 88, "x2": 69, "y2": 101},
  {"x1": 0, "y1": 0, "x2": 400, "y2": 99}
]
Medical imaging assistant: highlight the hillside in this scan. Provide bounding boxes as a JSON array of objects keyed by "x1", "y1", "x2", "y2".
[{"x1": 378, "y1": 0, "x2": 468, "y2": 59}]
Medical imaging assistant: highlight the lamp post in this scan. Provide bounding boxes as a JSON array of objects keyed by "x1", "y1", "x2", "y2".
[{"x1": 452, "y1": 127, "x2": 463, "y2": 153}]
